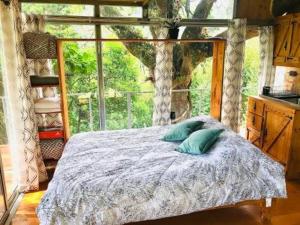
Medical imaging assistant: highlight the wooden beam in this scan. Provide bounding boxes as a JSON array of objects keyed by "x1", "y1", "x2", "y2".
[
  {"x1": 20, "y1": 0, "x2": 146, "y2": 6},
  {"x1": 57, "y1": 40, "x2": 71, "y2": 140},
  {"x1": 210, "y1": 41, "x2": 225, "y2": 121}
]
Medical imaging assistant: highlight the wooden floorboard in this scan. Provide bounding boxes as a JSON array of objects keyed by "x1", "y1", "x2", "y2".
[{"x1": 10, "y1": 180, "x2": 300, "y2": 225}]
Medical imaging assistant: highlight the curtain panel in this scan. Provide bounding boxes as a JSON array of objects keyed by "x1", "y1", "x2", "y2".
[
  {"x1": 0, "y1": 0, "x2": 47, "y2": 192},
  {"x1": 258, "y1": 26, "x2": 275, "y2": 94},
  {"x1": 221, "y1": 19, "x2": 247, "y2": 132},
  {"x1": 152, "y1": 28, "x2": 173, "y2": 126}
]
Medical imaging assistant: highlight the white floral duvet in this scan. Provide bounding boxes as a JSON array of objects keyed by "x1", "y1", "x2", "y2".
[{"x1": 37, "y1": 116, "x2": 287, "y2": 225}]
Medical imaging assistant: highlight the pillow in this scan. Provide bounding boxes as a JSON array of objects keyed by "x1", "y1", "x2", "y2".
[
  {"x1": 162, "y1": 120, "x2": 204, "y2": 142},
  {"x1": 176, "y1": 128, "x2": 224, "y2": 155}
]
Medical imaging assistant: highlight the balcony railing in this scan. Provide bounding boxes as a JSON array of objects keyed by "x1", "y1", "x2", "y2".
[{"x1": 68, "y1": 88, "x2": 211, "y2": 133}]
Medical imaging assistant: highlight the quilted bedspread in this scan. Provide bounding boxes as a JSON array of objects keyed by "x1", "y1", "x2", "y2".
[{"x1": 37, "y1": 116, "x2": 287, "y2": 225}]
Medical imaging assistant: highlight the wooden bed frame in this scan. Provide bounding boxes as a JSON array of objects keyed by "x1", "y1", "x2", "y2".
[{"x1": 56, "y1": 38, "x2": 278, "y2": 225}]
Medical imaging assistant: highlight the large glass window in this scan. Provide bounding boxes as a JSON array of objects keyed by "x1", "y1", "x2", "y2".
[
  {"x1": 21, "y1": 2, "x2": 226, "y2": 133},
  {"x1": 149, "y1": 0, "x2": 234, "y2": 20},
  {"x1": 100, "y1": 5, "x2": 143, "y2": 18}
]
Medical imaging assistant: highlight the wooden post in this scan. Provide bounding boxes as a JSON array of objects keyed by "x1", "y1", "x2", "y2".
[
  {"x1": 210, "y1": 41, "x2": 225, "y2": 121},
  {"x1": 260, "y1": 198, "x2": 275, "y2": 225},
  {"x1": 57, "y1": 40, "x2": 70, "y2": 140}
]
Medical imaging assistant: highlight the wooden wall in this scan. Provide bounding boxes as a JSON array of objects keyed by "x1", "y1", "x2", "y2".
[{"x1": 236, "y1": 0, "x2": 273, "y2": 20}]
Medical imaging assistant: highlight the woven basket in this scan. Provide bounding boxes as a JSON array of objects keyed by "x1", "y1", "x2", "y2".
[{"x1": 23, "y1": 32, "x2": 57, "y2": 59}]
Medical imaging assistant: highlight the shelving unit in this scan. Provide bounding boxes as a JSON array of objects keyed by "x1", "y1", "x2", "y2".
[{"x1": 30, "y1": 74, "x2": 69, "y2": 174}]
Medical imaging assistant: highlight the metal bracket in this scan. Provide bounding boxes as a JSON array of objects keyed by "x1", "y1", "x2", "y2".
[{"x1": 266, "y1": 198, "x2": 272, "y2": 208}]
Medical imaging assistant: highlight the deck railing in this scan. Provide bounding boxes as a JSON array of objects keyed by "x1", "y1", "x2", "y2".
[
  {"x1": 68, "y1": 88, "x2": 211, "y2": 132},
  {"x1": 0, "y1": 88, "x2": 211, "y2": 134}
]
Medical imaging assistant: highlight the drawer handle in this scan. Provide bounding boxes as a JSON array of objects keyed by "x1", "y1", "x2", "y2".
[{"x1": 253, "y1": 102, "x2": 257, "y2": 111}]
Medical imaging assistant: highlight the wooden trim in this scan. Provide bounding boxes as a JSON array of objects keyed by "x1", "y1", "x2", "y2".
[
  {"x1": 210, "y1": 41, "x2": 225, "y2": 121},
  {"x1": 56, "y1": 40, "x2": 70, "y2": 141},
  {"x1": 56, "y1": 38, "x2": 226, "y2": 43}
]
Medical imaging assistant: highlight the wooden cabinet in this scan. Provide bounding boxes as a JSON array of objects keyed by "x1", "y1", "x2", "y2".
[
  {"x1": 274, "y1": 13, "x2": 300, "y2": 67},
  {"x1": 246, "y1": 96, "x2": 300, "y2": 179}
]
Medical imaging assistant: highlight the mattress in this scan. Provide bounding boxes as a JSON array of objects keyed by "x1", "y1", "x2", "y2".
[{"x1": 37, "y1": 115, "x2": 287, "y2": 225}]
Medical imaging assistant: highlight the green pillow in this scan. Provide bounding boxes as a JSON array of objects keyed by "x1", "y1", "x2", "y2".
[
  {"x1": 162, "y1": 120, "x2": 204, "y2": 142},
  {"x1": 176, "y1": 128, "x2": 224, "y2": 155}
]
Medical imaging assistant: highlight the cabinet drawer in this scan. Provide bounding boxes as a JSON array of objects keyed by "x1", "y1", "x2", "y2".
[
  {"x1": 247, "y1": 113, "x2": 263, "y2": 132},
  {"x1": 248, "y1": 98, "x2": 264, "y2": 116},
  {"x1": 246, "y1": 129, "x2": 261, "y2": 148}
]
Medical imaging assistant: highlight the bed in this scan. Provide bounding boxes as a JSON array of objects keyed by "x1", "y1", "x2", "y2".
[{"x1": 37, "y1": 115, "x2": 287, "y2": 225}]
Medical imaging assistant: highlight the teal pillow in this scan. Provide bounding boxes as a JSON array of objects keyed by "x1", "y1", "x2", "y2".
[
  {"x1": 162, "y1": 120, "x2": 204, "y2": 142},
  {"x1": 176, "y1": 128, "x2": 224, "y2": 155}
]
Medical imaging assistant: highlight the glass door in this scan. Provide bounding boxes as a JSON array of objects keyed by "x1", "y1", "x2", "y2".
[{"x1": 0, "y1": 15, "x2": 19, "y2": 222}]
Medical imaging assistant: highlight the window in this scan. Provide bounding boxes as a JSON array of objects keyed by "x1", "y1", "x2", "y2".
[
  {"x1": 240, "y1": 36, "x2": 260, "y2": 133},
  {"x1": 21, "y1": 3, "x2": 94, "y2": 16},
  {"x1": 100, "y1": 5, "x2": 143, "y2": 18},
  {"x1": 0, "y1": 21, "x2": 18, "y2": 212},
  {"x1": 149, "y1": 0, "x2": 234, "y2": 20}
]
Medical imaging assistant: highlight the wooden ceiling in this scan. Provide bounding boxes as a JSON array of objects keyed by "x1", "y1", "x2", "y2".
[{"x1": 20, "y1": 0, "x2": 150, "y2": 6}]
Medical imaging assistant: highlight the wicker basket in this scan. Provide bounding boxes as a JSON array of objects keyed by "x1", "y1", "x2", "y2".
[{"x1": 23, "y1": 32, "x2": 57, "y2": 59}]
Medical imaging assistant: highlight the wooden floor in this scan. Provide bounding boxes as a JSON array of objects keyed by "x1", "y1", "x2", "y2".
[{"x1": 10, "y1": 180, "x2": 300, "y2": 225}]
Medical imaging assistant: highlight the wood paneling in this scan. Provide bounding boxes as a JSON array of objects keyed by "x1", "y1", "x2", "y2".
[
  {"x1": 274, "y1": 13, "x2": 300, "y2": 68},
  {"x1": 236, "y1": 0, "x2": 273, "y2": 20},
  {"x1": 10, "y1": 181, "x2": 300, "y2": 225}
]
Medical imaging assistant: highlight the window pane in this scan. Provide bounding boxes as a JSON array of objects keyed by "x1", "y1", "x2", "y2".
[
  {"x1": 46, "y1": 24, "x2": 99, "y2": 135},
  {"x1": 100, "y1": 5, "x2": 142, "y2": 18},
  {"x1": 101, "y1": 25, "x2": 152, "y2": 39},
  {"x1": 149, "y1": 0, "x2": 234, "y2": 19},
  {"x1": 46, "y1": 24, "x2": 95, "y2": 39},
  {"x1": 0, "y1": 19, "x2": 18, "y2": 204},
  {"x1": 240, "y1": 36, "x2": 260, "y2": 133},
  {"x1": 21, "y1": 3, "x2": 94, "y2": 16}
]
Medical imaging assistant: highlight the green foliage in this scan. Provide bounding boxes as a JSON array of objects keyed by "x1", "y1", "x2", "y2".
[
  {"x1": 241, "y1": 37, "x2": 260, "y2": 126},
  {"x1": 190, "y1": 58, "x2": 212, "y2": 116}
]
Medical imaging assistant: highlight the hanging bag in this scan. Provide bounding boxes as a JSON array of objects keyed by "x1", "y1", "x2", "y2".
[{"x1": 23, "y1": 32, "x2": 57, "y2": 59}]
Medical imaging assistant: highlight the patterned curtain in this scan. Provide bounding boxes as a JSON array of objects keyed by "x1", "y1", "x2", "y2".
[
  {"x1": 152, "y1": 28, "x2": 173, "y2": 126},
  {"x1": 221, "y1": 19, "x2": 247, "y2": 132},
  {"x1": 0, "y1": 0, "x2": 47, "y2": 192},
  {"x1": 258, "y1": 26, "x2": 275, "y2": 94}
]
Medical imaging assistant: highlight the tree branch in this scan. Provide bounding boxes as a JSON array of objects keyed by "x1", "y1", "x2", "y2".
[{"x1": 110, "y1": 25, "x2": 156, "y2": 70}]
